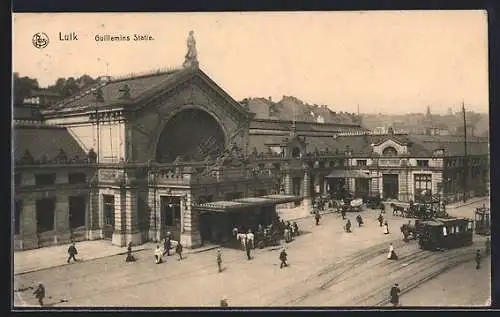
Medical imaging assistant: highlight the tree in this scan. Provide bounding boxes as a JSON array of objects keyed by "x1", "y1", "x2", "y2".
[{"x1": 13, "y1": 73, "x2": 39, "y2": 104}]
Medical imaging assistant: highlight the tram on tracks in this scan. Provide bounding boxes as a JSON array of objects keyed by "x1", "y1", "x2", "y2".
[{"x1": 418, "y1": 218, "x2": 474, "y2": 251}]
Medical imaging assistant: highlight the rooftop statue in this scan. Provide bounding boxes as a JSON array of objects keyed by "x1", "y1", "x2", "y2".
[{"x1": 183, "y1": 30, "x2": 199, "y2": 69}]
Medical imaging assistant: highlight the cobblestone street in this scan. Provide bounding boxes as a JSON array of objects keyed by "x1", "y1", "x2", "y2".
[{"x1": 14, "y1": 201, "x2": 490, "y2": 308}]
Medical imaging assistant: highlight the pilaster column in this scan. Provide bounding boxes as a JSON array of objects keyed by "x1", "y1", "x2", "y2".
[
  {"x1": 148, "y1": 184, "x2": 161, "y2": 242},
  {"x1": 112, "y1": 190, "x2": 126, "y2": 246},
  {"x1": 125, "y1": 189, "x2": 142, "y2": 245},
  {"x1": 180, "y1": 192, "x2": 201, "y2": 248},
  {"x1": 55, "y1": 195, "x2": 70, "y2": 244},
  {"x1": 87, "y1": 188, "x2": 102, "y2": 240},
  {"x1": 284, "y1": 169, "x2": 293, "y2": 195},
  {"x1": 302, "y1": 164, "x2": 312, "y2": 213},
  {"x1": 21, "y1": 198, "x2": 37, "y2": 250}
]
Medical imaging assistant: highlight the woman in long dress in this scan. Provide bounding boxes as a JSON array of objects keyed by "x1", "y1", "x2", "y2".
[
  {"x1": 387, "y1": 243, "x2": 398, "y2": 260},
  {"x1": 383, "y1": 221, "x2": 390, "y2": 234}
]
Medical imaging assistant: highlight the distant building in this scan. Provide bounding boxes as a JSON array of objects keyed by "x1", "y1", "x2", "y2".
[{"x1": 23, "y1": 89, "x2": 63, "y2": 108}]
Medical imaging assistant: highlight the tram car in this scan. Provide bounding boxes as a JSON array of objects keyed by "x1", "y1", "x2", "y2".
[{"x1": 418, "y1": 218, "x2": 474, "y2": 251}]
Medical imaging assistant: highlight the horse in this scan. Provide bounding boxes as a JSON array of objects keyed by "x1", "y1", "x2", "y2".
[
  {"x1": 400, "y1": 222, "x2": 419, "y2": 241},
  {"x1": 390, "y1": 203, "x2": 406, "y2": 217}
]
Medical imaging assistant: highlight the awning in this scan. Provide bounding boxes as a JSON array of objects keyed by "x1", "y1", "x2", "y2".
[
  {"x1": 325, "y1": 170, "x2": 376, "y2": 179},
  {"x1": 193, "y1": 195, "x2": 302, "y2": 213}
]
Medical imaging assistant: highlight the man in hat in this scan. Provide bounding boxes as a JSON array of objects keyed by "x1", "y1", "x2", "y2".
[
  {"x1": 164, "y1": 235, "x2": 172, "y2": 256},
  {"x1": 345, "y1": 219, "x2": 352, "y2": 233},
  {"x1": 33, "y1": 283, "x2": 45, "y2": 307},
  {"x1": 279, "y1": 248, "x2": 288, "y2": 268},
  {"x1": 216, "y1": 249, "x2": 223, "y2": 273},
  {"x1": 245, "y1": 238, "x2": 252, "y2": 260},
  {"x1": 475, "y1": 249, "x2": 482, "y2": 269},
  {"x1": 67, "y1": 242, "x2": 78, "y2": 263},
  {"x1": 175, "y1": 241, "x2": 184, "y2": 260},
  {"x1": 378, "y1": 213, "x2": 384, "y2": 227},
  {"x1": 390, "y1": 283, "x2": 401, "y2": 307},
  {"x1": 315, "y1": 210, "x2": 321, "y2": 226}
]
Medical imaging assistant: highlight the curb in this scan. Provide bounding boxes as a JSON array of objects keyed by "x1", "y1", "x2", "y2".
[
  {"x1": 446, "y1": 198, "x2": 488, "y2": 210},
  {"x1": 15, "y1": 247, "x2": 148, "y2": 276}
]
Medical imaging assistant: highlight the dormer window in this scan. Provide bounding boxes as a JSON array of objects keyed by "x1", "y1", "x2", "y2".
[{"x1": 382, "y1": 146, "x2": 398, "y2": 157}]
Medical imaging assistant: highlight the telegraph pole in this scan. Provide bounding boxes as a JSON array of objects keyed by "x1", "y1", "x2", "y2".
[{"x1": 462, "y1": 101, "x2": 468, "y2": 203}]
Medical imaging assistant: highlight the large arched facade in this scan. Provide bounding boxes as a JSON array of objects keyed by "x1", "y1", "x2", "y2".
[{"x1": 155, "y1": 108, "x2": 226, "y2": 163}]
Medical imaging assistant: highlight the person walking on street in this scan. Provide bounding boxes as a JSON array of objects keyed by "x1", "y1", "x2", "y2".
[
  {"x1": 67, "y1": 242, "x2": 78, "y2": 263},
  {"x1": 387, "y1": 243, "x2": 398, "y2": 260},
  {"x1": 476, "y1": 249, "x2": 481, "y2": 269},
  {"x1": 315, "y1": 210, "x2": 321, "y2": 225},
  {"x1": 164, "y1": 236, "x2": 172, "y2": 256},
  {"x1": 356, "y1": 214, "x2": 363, "y2": 227},
  {"x1": 216, "y1": 249, "x2": 223, "y2": 273},
  {"x1": 245, "y1": 238, "x2": 252, "y2": 260},
  {"x1": 175, "y1": 241, "x2": 183, "y2": 260},
  {"x1": 341, "y1": 208, "x2": 346, "y2": 220},
  {"x1": 125, "y1": 242, "x2": 136, "y2": 262},
  {"x1": 378, "y1": 213, "x2": 384, "y2": 227},
  {"x1": 345, "y1": 219, "x2": 352, "y2": 233},
  {"x1": 247, "y1": 230, "x2": 255, "y2": 249},
  {"x1": 33, "y1": 283, "x2": 45, "y2": 307},
  {"x1": 384, "y1": 221, "x2": 390, "y2": 234},
  {"x1": 390, "y1": 283, "x2": 401, "y2": 307},
  {"x1": 280, "y1": 248, "x2": 288, "y2": 268},
  {"x1": 485, "y1": 237, "x2": 491, "y2": 254}
]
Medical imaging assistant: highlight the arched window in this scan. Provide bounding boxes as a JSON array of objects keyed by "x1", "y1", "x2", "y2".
[{"x1": 382, "y1": 146, "x2": 398, "y2": 156}]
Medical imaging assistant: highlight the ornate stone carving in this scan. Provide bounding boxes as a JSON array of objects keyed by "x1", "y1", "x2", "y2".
[
  {"x1": 119, "y1": 84, "x2": 131, "y2": 99},
  {"x1": 183, "y1": 30, "x2": 199, "y2": 69}
]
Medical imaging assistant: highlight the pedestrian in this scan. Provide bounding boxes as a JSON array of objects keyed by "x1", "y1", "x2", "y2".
[
  {"x1": 154, "y1": 245, "x2": 163, "y2": 264},
  {"x1": 67, "y1": 242, "x2": 78, "y2": 263},
  {"x1": 293, "y1": 222, "x2": 300, "y2": 236},
  {"x1": 387, "y1": 243, "x2": 398, "y2": 260},
  {"x1": 345, "y1": 219, "x2": 352, "y2": 233},
  {"x1": 220, "y1": 296, "x2": 229, "y2": 307},
  {"x1": 175, "y1": 241, "x2": 183, "y2": 260},
  {"x1": 164, "y1": 236, "x2": 172, "y2": 256},
  {"x1": 33, "y1": 283, "x2": 45, "y2": 307},
  {"x1": 216, "y1": 249, "x2": 223, "y2": 272},
  {"x1": 380, "y1": 202, "x2": 386, "y2": 214},
  {"x1": 378, "y1": 214, "x2": 384, "y2": 227},
  {"x1": 341, "y1": 208, "x2": 346, "y2": 220},
  {"x1": 485, "y1": 237, "x2": 491, "y2": 254},
  {"x1": 475, "y1": 249, "x2": 481, "y2": 269},
  {"x1": 390, "y1": 283, "x2": 401, "y2": 307},
  {"x1": 247, "y1": 229, "x2": 254, "y2": 249},
  {"x1": 279, "y1": 248, "x2": 288, "y2": 268},
  {"x1": 125, "y1": 242, "x2": 136, "y2": 262},
  {"x1": 356, "y1": 214, "x2": 363, "y2": 227},
  {"x1": 315, "y1": 210, "x2": 321, "y2": 225},
  {"x1": 245, "y1": 238, "x2": 252, "y2": 260},
  {"x1": 384, "y1": 221, "x2": 390, "y2": 234}
]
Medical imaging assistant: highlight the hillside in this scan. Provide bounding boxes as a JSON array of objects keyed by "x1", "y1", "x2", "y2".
[{"x1": 241, "y1": 96, "x2": 362, "y2": 125}]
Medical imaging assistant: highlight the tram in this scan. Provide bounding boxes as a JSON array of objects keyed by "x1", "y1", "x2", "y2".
[{"x1": 418, "y1": 218, "x2": 474, "y2": 251}]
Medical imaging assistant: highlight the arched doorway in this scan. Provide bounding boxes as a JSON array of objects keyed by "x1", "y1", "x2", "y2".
[{"x1": 156, "y1": 109, "x2": 226, "y2": 163}]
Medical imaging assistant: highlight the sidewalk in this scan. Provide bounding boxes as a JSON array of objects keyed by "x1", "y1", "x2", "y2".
[
  {"x1": 446, "y1": 196, "x2": 489, "y2": 209},
  {"x1": 14, "y1": 239, "x2": 219, "y2": 275}
]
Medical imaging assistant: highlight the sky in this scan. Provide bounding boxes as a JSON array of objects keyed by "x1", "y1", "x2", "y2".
[{"x1": 12, "y1": 11, "x2": 488, "y2": 114}]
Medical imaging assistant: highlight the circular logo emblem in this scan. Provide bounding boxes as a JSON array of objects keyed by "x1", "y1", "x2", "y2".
[{"x1": 32, "y1": 32, "x2": 49, "y2": 49}]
